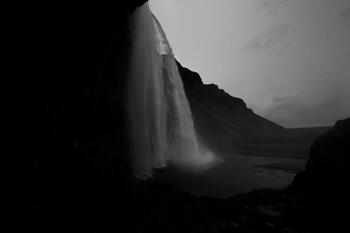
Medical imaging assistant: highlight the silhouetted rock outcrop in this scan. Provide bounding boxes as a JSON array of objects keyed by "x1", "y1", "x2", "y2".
[
  {"x1": 306, "y1": 118, "x2": 350, "y2": 172},
  {"x1": 293, "y1": 117, "x2": 350, "y2": 231},
  {"x1": 177, "y1": 61, "x2": 289, "y2": 153}
]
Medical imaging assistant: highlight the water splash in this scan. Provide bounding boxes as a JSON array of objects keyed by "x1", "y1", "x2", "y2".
[{"x1": 128, "y1": 3, "x2": 215, "y2": 178}]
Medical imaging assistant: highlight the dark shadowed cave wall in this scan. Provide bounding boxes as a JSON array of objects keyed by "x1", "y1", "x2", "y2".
[{"x1": 8, "y1": 1, "x2": 147, "y2": 230}]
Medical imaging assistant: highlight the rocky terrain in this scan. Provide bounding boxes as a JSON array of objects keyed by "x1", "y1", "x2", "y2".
[{"x1": 133, "y1": 182, "x2": 309, "y2": 233}]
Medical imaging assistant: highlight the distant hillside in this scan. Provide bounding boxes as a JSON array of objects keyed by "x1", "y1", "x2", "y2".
[
  {"x1": 287, "y1": 126, "x2": 331, "y2": 140},
  {"x1": 177, "y1": 61, "x2": 331, "y2": 158},
  {"x1": 177, "y1": 61, "x2": 290, "y2": 154}
]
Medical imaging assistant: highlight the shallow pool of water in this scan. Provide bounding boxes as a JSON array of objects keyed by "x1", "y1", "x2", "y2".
[{"x1": 154, "y1": 153, "x2": 306, "y2": 198}]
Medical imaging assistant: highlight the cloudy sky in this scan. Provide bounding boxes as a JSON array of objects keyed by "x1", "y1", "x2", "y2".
[{"x1": 150, "y1": 0, "x2": 350, "y2": 128}]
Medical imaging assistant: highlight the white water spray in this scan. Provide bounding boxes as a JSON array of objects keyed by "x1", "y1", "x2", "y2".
[{"x1": 128, "y1": 3, "x2": 215, "y2": 178}]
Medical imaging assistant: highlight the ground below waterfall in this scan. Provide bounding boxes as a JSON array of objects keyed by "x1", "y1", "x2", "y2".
[{"x1": 134, "y1": 180, "x2": 309, "y2": 233}]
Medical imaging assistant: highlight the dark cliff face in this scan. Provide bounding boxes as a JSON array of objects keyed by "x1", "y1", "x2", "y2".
[
  {"x1": 10, "y1": 2, "x2": 147, "y2": 230},
  {"x1": 177, "y1": 61, "x2": 288, "y2": 153}
]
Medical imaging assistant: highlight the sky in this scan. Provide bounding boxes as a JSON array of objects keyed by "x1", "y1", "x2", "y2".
[{"x1": 149, "y1": 0, "x2": 350, "y2": 128}]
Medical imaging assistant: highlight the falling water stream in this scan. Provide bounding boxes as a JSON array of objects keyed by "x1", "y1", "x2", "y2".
[{"x1": 128, "y1": 3, "x2": 215, "y2": 178}]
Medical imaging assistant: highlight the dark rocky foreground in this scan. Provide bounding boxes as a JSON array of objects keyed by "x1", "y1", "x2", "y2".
[{"x1": 134, "y1": 182, "x2": 309, "y2": 233}]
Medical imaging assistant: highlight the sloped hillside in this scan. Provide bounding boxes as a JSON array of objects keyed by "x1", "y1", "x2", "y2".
[{"x1": 177, "y1": 61, "x2": 291, "y2": 154}]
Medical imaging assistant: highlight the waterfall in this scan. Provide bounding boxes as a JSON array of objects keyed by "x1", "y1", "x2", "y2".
[{"x1": 128, "y1": 3, "x2": 215, "y2": 178}]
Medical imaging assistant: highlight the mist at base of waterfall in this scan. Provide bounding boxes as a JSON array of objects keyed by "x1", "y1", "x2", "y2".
[{"x1": 151, "y1": 152, "x2": 306, "y2": 198}]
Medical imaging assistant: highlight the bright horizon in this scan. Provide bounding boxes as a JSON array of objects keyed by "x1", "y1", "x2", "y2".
[{"x1": 150, "y1": 0, "x2": 350, "y2": 128}]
